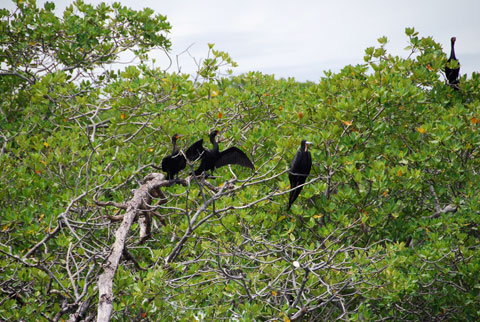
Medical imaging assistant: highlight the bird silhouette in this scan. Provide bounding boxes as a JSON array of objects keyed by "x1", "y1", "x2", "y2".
[
  {"x1": 287, "y1": 139, "x2": 312, "y2": 210},
  {"x1": 191, "y1": 130, "x2": 254, "y2": 176},
  {"x1": 161, "y1": 134, "x2": 186, "y2": 181},
  {"x1": 445, "y1": 37, "x2": 460, "y2": 88}
]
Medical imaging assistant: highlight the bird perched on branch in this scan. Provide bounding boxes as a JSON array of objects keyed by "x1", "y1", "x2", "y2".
[
  {"x1": 190, "y1": 130, "x2": 254, "y2": 176},
  {"x1": 445, "y1": 37, "x2": 460, "y2": 88},
  {"x1": 161, "y1": 134, "x2": 186, "y2": 181},
  {"x1": 287, "y1": 139, "x2": 312, "y2": 210}
]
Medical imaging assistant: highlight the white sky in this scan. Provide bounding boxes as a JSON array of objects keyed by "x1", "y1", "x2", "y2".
[{"x1": 4, "y1": 0, "x2": 480, "y2": 82}]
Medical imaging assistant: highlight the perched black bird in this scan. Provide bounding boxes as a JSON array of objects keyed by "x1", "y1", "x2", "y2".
[
  {"x1": 445, "y1": 37, "x2": 460, "y2": 87},
  {"x1": 191, "y1": 130, "x2": 254, "y2": 176},
  {"x1": 161, "y1": 134, "x2": 186, "y2": 181},
  {"x1": 287, "y1": 139, "x2": 312, "y2": 210}
]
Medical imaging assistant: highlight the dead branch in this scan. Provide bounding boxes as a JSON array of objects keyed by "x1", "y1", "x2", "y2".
[{"x1": 97, "y1": 172, "x2": 170, "y2": 322}]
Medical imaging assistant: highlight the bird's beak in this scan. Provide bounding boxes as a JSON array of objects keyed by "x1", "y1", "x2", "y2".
[{"x1": 305, "y1": 141, "x2": 313, "y2": 152}]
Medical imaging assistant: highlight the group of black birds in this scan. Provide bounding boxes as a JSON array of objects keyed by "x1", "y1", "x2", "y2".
[
  {"x1": 159, "y1": 37, "x2": 460, "y2": 211},
  {"x1": 161, "y1": 130, "x2": 254, "y2": 180},
  {"x1": 160, "y1": 131, "x2": 313, "y2": 210}
]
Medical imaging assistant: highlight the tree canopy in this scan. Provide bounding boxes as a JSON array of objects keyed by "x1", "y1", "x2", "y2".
[{"x1": 1, "y1": 1, "x2": 480, "y2": 321}]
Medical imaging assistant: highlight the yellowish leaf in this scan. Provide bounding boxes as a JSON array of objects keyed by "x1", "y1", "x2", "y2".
[
  {"x1": 472, "y1": 117, "x2": 479, "y2": 124},
  {"x1": 342, "y1": 120, "x2": 352, "y2": 126},
  {"x1": 2, "y1": 224, "x2": 9, "y2": 232},
  {"x1": 120, "y1": 113, "x2": 126, "y2": 120},
  {"x1": 313, "y1": 214, "x2": 322, "y2": 219},
  {"x1": 383, "y1": 190, "x2": 388, "y2": 197},
  {"x1": 416, "y1": 127, "x2": 425, "y2": 134},
  {"x1": 43, "y1": 142, "x2": 49, "y2": 148},
  {"x1": 148, "y1": 148, "x2": 154, "y2": 152},
  {"x1": 211, "y1": 90, "x2": 219, "y2": 97},
  {"x1": 284, "y1": 316, "x2": 291, "y2": 322},
  {"x1": 397, "y1": 169, "x2": 403, "y2": 176},
  {"x1": 272, "y1": 290, "x2": 277, "y2": 296}
]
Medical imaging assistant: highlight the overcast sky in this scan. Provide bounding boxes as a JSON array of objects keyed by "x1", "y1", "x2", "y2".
[{"x1": 4, "y1": 0, "x2": 480, "y2": 82}]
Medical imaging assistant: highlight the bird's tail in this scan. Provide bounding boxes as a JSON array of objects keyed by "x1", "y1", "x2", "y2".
[{"x1": 287, "y1": 190, "x2": 296, "y2": 211}]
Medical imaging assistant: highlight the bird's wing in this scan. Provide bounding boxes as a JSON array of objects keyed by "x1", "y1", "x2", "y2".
[
  {"x1": 185, "y1": 139, "x2": 204, "y2": 162},
  {"x1": 289, "y1": 151, "x2": 300, "y2": 170},
  {"x1": 289, "y1": 150, "x2": 312, "y2": 176},
  {"x1": 215, "y1": 147, "x2": 254, "y2": 169},
  {"x1": 161, "y1": 156, "x2": 170, "y2": 172},
  {"x1": 306, "y1": 151, "x2": 312, "y2": 173}
]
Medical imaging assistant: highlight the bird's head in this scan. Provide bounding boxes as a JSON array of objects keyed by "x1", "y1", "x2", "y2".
[
  {"x1": 210, "y1": 129, "x2": 227, "y2": 141},
  {"x1": 451, "y1": 37, "x2": 456, "y2": 43},
  {"x1": 209, "y1": 130, "x2": 220, "y2": 138},
  {"x1": 301, "y1": 139, "x2": 313, "y2": 152},
  {"x1": 172, "y1": 134, "x2": 183, "y2": 142}
]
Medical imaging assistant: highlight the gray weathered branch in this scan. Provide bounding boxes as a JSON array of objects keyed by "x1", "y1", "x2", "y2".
[{"x1": 96, "y1": 173, "x2": 169, "y2": 322}]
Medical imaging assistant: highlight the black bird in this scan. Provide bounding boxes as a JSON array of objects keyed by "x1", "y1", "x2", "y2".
[
  {"x1": 287, "y1": 139, "x2": 312, "y2": 210},
  {"x1": 445, "y1": 37, "x2": 460, "y2": 87},
  {"x1": 161, "y1": 134, "x2": 186, "y2": 181},
  {"x1": 191, "y1": 130, "x2": 254, "y2": 176}
]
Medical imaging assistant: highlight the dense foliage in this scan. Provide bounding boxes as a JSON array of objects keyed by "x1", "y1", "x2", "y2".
[{"x1": 1, "y1": 1, "x2": 480, "y2": 321}]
